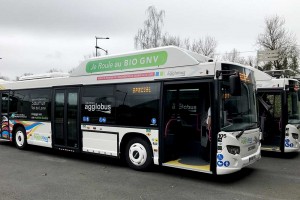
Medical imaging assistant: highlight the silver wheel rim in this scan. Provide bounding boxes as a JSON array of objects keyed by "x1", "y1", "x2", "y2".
[
  {"x1": 129, "y1": 143, "x2": 147, "y2": 166},
  {"x1": 16, "y1": 131, "x2": 25, "y2": 147}
]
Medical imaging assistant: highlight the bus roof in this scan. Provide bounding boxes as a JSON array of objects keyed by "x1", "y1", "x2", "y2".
[
  {"x1": 252, "y1": 67, "x2": 298, "y2": 89},
  {"x1": 264, "y1": 69, "x2": 297, "y2": 79},
  {"x1": 1, "y1": 46, "x2": 260, "y2": 90}
]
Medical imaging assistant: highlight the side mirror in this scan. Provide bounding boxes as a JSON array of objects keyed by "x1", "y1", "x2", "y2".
[{"x1": 229, "y1": 73, "x2": 241, "y2": 96}]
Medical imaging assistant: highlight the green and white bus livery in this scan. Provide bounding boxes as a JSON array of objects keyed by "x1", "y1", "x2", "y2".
[{"x1": 0, "y1": 46, "x2": 261, "y2": 175}]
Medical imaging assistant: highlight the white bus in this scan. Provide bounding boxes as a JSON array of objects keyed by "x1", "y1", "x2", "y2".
[
  {"x1": 0, "y1": 46, "x2": 261, "y2": 175},
  {"x1": 254, "y1": 69, "x2": 300, "y2": 153}
]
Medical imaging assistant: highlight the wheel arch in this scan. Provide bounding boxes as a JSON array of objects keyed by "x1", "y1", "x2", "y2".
[
  {"x1": 13, "y1": 123, "x2": 28, "y2": 150},
  {"x1": 120, "y1": 132, "x2": 152, "y2": 159},
  {"x1": 12, "y1": 123, "x2": 26, "y2": 140}
]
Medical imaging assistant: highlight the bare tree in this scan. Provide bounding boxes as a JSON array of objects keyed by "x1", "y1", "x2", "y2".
[
  {"x1": 22, "y1": 73, "x2": 33, "y2": 76},
  {"x1": 191, "y1": 36, "x2": 217, "y2": 57},
  {"x1": 84, "y1": 53, "x2": 96, "y2": 60},
  {"x1": 221, "y1": 48, "x2": 256, "y2": 66},
  {"x1": 15, "y1": 73, "x2": 33, "y2": 81},
  {"x1": 134, "y1": 6, "x2": 219, "y2": 59},
  {"x1": 47, "y1": 68, "x2": 62, "y2": 73},
  {"x1": 160, "y1": 34, "x2": 218, "y2": 59},
  {"x1": 222, "y1": 49, "x2": 240, "y2": 63},
  {"x1": 161, "y1": 33, "x2": 181, "y2": 47},
  {"x1": 290, "y1": 56, "x2": 299, "y2": 72},
  {"x1": 134, "y1": 6, "x2": 165, "y2": 49},
  {"x1": 183, "y1": 38, "x2": 191, "y2": 50},
  {"x1": 68, "y1": 67, "x2": 77, "y2": 74},
  {"x1": 246, "y1": 56, "x2": 256, "y2": 67},
  {"x1": 257, "y1": 15, "x2": 299, "y2": 70},
  {"x1": 288, "y1": 45, "x2": 300, "y2": 72}
]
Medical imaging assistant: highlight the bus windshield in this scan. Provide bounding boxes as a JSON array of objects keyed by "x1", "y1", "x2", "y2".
[
  {"x1": 220, "y1": 66, "x2": 258, "y2": 132},
  {"x1": 288, "y1": 90, "x2": 300, "y2": 124}
]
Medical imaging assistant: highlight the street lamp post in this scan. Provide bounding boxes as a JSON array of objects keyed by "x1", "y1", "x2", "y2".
[{"x1": 95, "y1": 36, "x2": 109, "y2": 57}]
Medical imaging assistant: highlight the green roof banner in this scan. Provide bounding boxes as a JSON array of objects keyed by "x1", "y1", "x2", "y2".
[{"x1": 86, "y1": 51, "x2": 168, "y2": 73}]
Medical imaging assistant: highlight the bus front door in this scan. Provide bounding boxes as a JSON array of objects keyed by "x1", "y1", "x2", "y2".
[
  {"x1": 258, "y1": 92, "x2": 283, "y2": 152},
  {"x1": 162, "y1": 82, "x2": 212, "y2": 173},
  {"x1": 53, "y1": 88, "x2": 80, "y2": 150},
  {"x1": 0, "y1": 92, "x2": 10, "y2": 140}
]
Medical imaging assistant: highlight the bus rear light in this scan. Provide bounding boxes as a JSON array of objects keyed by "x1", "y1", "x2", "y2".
[
  {"x1": 292, "y1": 133, "x2": 299, "y2": 140},
  {"x1": 227, "y1": 145, "x2": 240, "y2": 155}
]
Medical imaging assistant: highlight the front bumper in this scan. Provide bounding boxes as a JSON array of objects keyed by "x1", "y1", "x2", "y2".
[{"x1": 217, "y1": 143, "x2": 261, "y2": 175}]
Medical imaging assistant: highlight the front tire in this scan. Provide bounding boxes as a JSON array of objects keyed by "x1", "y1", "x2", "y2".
[
  {"x1": 125, "y1": 137, "x2": 153, "y2": 171},
  {"x1": 14, "y1": 127, "x2": 27, "y2": 150}
]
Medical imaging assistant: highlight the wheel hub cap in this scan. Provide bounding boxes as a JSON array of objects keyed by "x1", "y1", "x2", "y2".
[
  {"x1": 16, "y1": 131, "x2": 24, "y2": 147},
  {"x1": 129, "y1": 143, "x2": 147, "y2": 166}
]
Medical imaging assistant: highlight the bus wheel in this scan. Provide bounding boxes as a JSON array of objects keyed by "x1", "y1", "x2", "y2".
[
  {"x1": 125, "y1": 138, "x2": 153, "y2": 171},
  {"x1": 15, "y1": 127, "x2": 27, "y2": 150}
]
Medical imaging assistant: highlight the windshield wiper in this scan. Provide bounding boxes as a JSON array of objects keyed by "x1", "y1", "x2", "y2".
[{"x1": 236, "y1": 123, "x2": 258, "y2": 139}]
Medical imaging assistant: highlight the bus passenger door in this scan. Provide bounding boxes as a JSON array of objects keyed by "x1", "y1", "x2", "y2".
[
  {"x1": 53, "y1": 88, "x2": 80, "y2": 150},
  {"x1": 258, "y1": 91, "x2": 283, "y2": 151},
  {"x1": 0, "y1": 92, "x2": 10, "y2": 140},
  {"x1": 162, "y1": 82, "x2": 212, "y2": 173}
]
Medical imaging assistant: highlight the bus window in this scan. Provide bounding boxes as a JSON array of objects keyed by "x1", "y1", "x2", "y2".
[
  {"x1": 115, "y1": 82, "x2": 160, "y2": 127},
  {"x1": 10, "y1": 89, "x2": 51, "y2": 120},
  {"x1": 1, "y1": 93, "x2": 9, "y2": 113},
  {"x1": 82, "y1": 85, "x2": 115, "y2": 124}
]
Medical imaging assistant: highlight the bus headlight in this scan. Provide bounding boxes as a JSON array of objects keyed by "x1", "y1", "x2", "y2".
[
  {"x1": 285, "y1": 128, "x2": 289, "y2": 136},
  {"x1": 227, "y1": 145, "x2": 240, "y2": 155},
  {"x1": 292, "y1": 133, "x2": 299, "y2": 140}
]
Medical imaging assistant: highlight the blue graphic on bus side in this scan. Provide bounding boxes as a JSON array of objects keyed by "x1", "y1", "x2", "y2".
[
  {"x1": 99, "y1": 117, "x2": 107, "y2": 123},
  {"x1": 217, "y1": 154, "x2": 224, "y2": 161},
  {"x1": 224, "y1": 161, "x2": 230, "y2": 167},
  {"x1": 151, "y1": 118, "x2": 157, "y2": 125},
  {"x1": 285, "y1": 139, "x2": 290, "y2": 147},
  {"x1": 217, "y1": 161, "x2": 223, "y2": 167}
]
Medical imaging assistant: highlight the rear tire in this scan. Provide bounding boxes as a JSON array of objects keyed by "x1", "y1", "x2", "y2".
[
  {"x1": 14, "y1": 127, "x2": 27, "y2": 150},
  {"x1": 125, "y1": 137, "x2": 153, "y2": 171}
]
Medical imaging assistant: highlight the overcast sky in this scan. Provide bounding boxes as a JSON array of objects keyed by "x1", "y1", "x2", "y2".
[{"x1": 0, "y1": 0, "x2": 299, "y2": 79}]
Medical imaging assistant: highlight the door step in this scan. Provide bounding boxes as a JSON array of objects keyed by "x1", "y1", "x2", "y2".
[{"x1": 163, "y1": 157, "x2": 211, "y2": 173}]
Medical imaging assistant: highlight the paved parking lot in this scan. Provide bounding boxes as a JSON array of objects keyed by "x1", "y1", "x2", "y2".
[{"x1": 0, "y1": 141, "x2": 299, "y2": 200}]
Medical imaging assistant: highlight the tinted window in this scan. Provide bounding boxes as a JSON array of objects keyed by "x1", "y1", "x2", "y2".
[
  {"x1": 10, "y1": 89, "x2": 52, "y2": 120},
  {"x1": 115, "y1": 83, "x2": 160, "y2": 127},
  {"x1": 1, "y1": 93, "x2": 9, "y2": 113},
  {"x1": 82, "y1": 85, "x2": 115, "y2": 124},
  {"x1": 82, "y1": 83, "x2": 160, "y2": 127}
]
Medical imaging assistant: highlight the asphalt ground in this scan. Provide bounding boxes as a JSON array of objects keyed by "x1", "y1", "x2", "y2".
[{"x1": 0, "y1": 141, "x2": 299, "y2": 200}]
